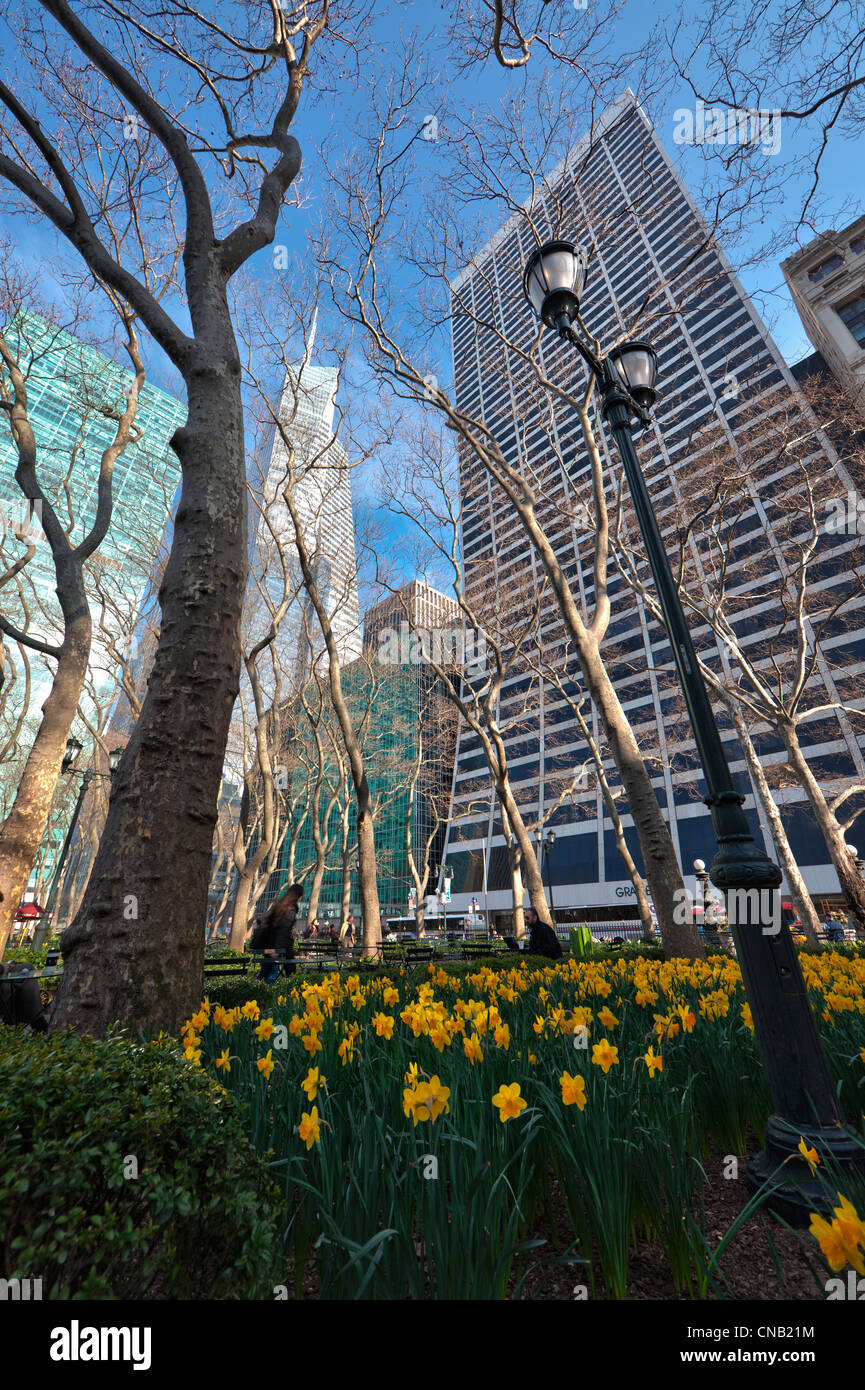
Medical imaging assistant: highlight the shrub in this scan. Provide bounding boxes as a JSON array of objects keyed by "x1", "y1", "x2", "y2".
[
  {"x1": 3, "y1": 943, "x2": 55, "y2": 969},
  {"x1": 204, "y1": 975, "x2": 286, "y2": 1011},
  {"x1": 0, "y1": 1029, "x2": 282, "y2": 1299}
]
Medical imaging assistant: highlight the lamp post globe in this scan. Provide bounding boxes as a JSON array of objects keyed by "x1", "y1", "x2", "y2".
[
  {"x1": 607, "y1": 340, "x2": 659, "y2": 412},
  {"x1": 62, "y1": 735, "x2": 83, "y2": 773},
  {"x1": 522, "y1": 239, "x2": 589, "y2": 331},
  {"x1": 108, "y1": 747, "x2": 123, "y2": 776}
]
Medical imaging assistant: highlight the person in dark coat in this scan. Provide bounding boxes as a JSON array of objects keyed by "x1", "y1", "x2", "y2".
[
  {"x1": 253, "y1": 885, "x2": 304, "y2": 982},
  {"x1": 524, "y1": 907, "x2": 563, "y2": 959},
  {"x1": 0, "y1": 962, "x2": 49, "y2": 1031}
]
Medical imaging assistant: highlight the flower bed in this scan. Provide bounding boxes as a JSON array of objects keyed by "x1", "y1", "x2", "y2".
[{"x1": 179, "y1": 951, "x2": 865, "y2": 1298}]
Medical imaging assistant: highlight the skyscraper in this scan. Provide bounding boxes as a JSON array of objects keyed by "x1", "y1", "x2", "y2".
[
  {"x1": 440, "y1": 90, "x2": 865, "y2": 921},
  {"x1": 362, "y1": 579, "x2": 461, "y2": 657},
  {"x1": 0, "y1": 310, "x2": 185, "y2": 722},
  {"x1": 251, "y1": 338, "x2": 362, "y2": 685}
]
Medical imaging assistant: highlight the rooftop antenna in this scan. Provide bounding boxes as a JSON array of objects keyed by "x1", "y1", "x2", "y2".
[{"x1": 302, "y1": 305, "x2": 318, "y2": 368}]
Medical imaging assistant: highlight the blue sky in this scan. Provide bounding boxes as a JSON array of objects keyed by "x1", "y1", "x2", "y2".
[{"x1": 1, "y1": 1, "x2": 861, "y2": 539}]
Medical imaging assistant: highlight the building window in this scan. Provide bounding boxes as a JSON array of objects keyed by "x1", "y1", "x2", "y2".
[
  {"x1": 838, "y1": 293, "x2": 865, "y2": 347},
  {"x1": 807, "y1": 254, "x2": 843, "y2": 283},
  {"x1": 850, "y1": 236, "x2": 865, "y2": 256}
]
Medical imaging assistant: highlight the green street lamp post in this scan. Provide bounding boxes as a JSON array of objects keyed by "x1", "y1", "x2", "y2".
[
  {"x1": 535, "y1": 827, "x2": 557, "y2": 924},
  {"x1": 522, "y1": 237, "x2": 864, "y2": 1221}
]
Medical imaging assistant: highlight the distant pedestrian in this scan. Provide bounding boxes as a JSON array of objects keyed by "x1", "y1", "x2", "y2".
[
  {"x1": 251, "y1": 885, "x2": 304, "y2": 982},
  {"x1": 329, "y1": 921, "x2": 340, "y2": 945},
  {"x1": 342, "y1": 913, "x2": 356, "y2": 948}
]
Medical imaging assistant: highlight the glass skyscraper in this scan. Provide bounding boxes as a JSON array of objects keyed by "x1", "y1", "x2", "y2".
[
  {"x1": 440, "y1": 90, "x2": 865, "y2": 919},
  {"x1": 0, "y1": 310, "x2": 185, "y2": 722},
  {"x1": 251, "y1": 350, "x2": 362, "y2": 685}
]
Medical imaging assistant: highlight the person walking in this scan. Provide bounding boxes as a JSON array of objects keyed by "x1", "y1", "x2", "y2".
[{"x1": 251, "y1": 885, "x2": 304, "y2": 982}]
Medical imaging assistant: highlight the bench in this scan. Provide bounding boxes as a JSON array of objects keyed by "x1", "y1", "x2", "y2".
[
  {"x1": 202, "y1": 956, "x2": 255, "y2": 980},
  {"x1": 462, "y1": 941, "x2": 505, "y2": 960}
]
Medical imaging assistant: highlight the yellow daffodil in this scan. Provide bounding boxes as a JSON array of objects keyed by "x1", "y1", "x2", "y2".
[
  {"x1": 798, "y1": 1137, "x2": 820, "y2": 1175},
  {"x1": 493, "y1": 1023, "x2": 511, "y2": 1051},
  {"x1": 257, "y1": 1049, "x2": 275, "y2": 1080},
  {"x1": 373, "y1": 1012, "x2": 395, "y2": 1039},
  {"x1": 301, "y1": 1067, "x2": 325, "y2": 1101},
  {"x1": 492, "y1": 1082, "x2": 527, "y2": 1123},
  {"x1": 413, "y1": 1074, "x2": 451, "y2": 1123},
  {"x1": 241, "y1": 1001, "x2": 260, "y2": 1021},
  {"x1": 643, "y1": 1046, "x2": 663, "y2": 1076},
  {"x1": 216, "y1": 1048, "x2": 231, "y2": 1073},
  {"x1": 302, "y1": 1031, "x2": 323, "y2": 1055},
  {"x1": 464, "y1": 1035, "x2": 483, "y2": 1065},
  {"x1": 560, "y1": 1071, "x2": 587, "y2": 1110},
  {"x1": 809, "y1": 1195, "x2": 865, "y2": 1274},
  {"x1": 255, "y1": 1016, "x2": 275, "y2": 1042},
  {"x1": 598, "y1": 1006, "x2": 619, "y2": 1030},
  {"x1": 591, "y1": 1039, "x2": 619, "y2": 1074},
  {"x1": 299, "y1": 1105, "x2": 321, "y2": 1150}
]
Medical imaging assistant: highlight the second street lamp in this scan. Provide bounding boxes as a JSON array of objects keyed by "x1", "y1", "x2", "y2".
[
  {"x1": 535, "y1": 828, "x2": 557, "y2": 925},
  {"x1": 522, "y1": 236, "x2": 864, "y2": 1221}
]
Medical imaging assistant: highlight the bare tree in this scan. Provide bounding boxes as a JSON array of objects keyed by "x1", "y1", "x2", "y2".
[
  {"x1": 0, "y1": 287, "x2": 143, "y2": 959},
  {"x1": 613, "y1": 378, "x2": 865, "y2": 937},
  {"x1": 0, "y1": 1, "x2": 359, "y2": 1032},
  {"x1": 317, "y1": 70, "x2": 716, "y2": 957}
]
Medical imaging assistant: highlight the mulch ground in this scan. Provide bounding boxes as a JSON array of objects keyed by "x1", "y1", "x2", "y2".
[
  {"x1": 510, "y1": 1143, "x2": 825, "y2": 1301},
  {"x1": 282, "y1": 1139, "x2": 828, "y2": 1300}
]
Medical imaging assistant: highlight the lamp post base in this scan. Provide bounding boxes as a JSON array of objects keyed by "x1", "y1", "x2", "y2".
[{"x1": 746, "y1": 1115, "x2": 865, "y2": 1227}]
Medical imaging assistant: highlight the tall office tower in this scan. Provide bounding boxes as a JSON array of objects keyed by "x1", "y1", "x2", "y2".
[
  {"x1": 781, "y1": 215, "x2": 865, "y2": 412},
  {"x1": 0, "y1": 310, "x2": 185, "y2": 723},
  {"x1": 440, "y1": 90, "x2": 865, "y2": 921},
  {"x1": 251, "y1": 349, "x2": 362, "y2": 686},
  {"x1": 362, "y1": 579, "x2": 461, "y2": 656}
]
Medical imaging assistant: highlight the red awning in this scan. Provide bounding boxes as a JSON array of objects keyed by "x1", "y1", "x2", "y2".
[{"x1": 15, "y1": 902, "x2": 43, "y2": 919}]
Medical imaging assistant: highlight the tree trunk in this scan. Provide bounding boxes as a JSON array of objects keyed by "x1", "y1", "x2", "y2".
[
  {"x1": 510, "y1": 853, "x2": 526, "y2": 940},
  {"x1": 581, "y1": 642, "x2": 701, "y2": 958},
  {"x1": 340, "y1": 845, "x2": 352, "y2": 932},
  {"x1": 305, "y1": 784, "x2": 327, "y2": 923},
  {"x1": 228, "y1": 867, "x2": 256, "y2": 951},
  {"x1": 726, "y1": 701, "x2": 821, "y2": 947},
  {"x1": 414, "y1": 901, "x2": 426, "y2": 938},
  {"x1": 779, "y1": 718, "x2": 865, "y2": 937},
  {"x1": 51, "y1": 352, "x2": 247, "y2": 1036},
  {"x1": 496, "y1": 782, "x2": 552, "y2": 925},
  {"x1": 356, "y1": 806, "x2": 380, "y2": 958},
  {"x1": 0, "y1": 602, "x2": 90, "y2": 958}
]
